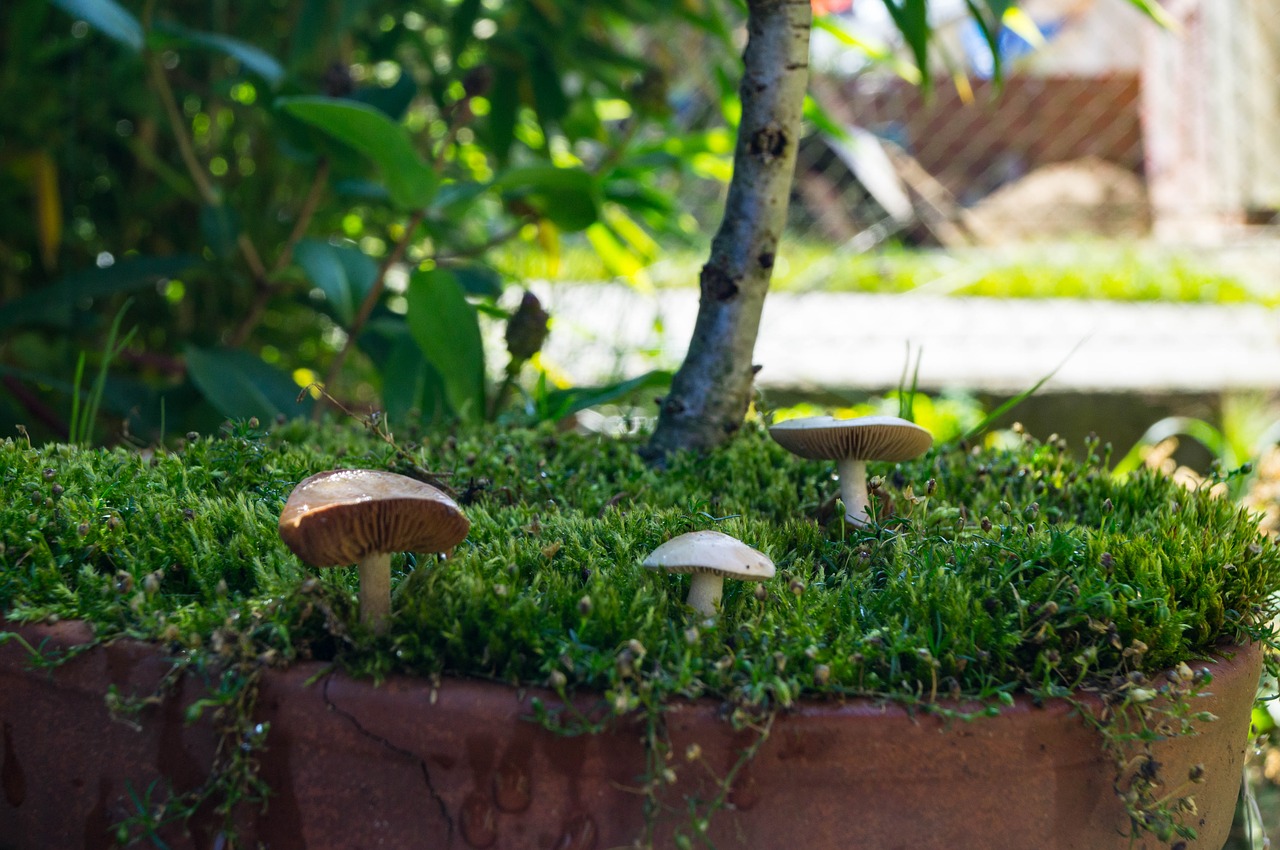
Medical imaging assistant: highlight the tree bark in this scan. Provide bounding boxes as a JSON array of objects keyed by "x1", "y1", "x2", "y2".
[{"x1": 644, "y1": 0, "x2": 811, "y2": 461}]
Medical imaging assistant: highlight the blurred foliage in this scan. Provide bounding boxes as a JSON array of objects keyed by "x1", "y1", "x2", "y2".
[{"x1": 0, "y1": 0, "x2": 744, "y2": 443}]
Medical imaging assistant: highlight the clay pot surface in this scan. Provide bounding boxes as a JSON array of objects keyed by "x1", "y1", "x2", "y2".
[{"x1": 0, "y1": 619, "x2": 1260, "y2": 850}]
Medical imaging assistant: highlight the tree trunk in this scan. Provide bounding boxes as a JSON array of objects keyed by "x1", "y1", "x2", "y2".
[{"x1": 643, "y1": 0, "x2": 811, "y2": 461}]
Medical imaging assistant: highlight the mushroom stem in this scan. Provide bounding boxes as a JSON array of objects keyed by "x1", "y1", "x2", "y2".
[
  {"x1": 836, "y1": 457, "x2": 872, "y2": 527},
  {"x1": 685, "y1": 573, "x2": 726, "y2": 617},
  {"x1": 357, "y1": 552, "x2": 393, "y2": 634}
]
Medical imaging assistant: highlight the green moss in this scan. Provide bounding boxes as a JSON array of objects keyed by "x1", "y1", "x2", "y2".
[{"x1": 3, "y1": 419, "x2": 1277, "y2": 713}]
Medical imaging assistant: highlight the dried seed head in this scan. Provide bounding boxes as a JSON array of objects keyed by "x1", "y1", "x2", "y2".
[{"x1": 813, "y1": 664, "x2": 831, "y2": 686}]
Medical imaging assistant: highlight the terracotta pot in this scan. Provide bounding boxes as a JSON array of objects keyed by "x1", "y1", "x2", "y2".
[{"x1": 0, "y1": 619, "x2": 1259, "y2": 850}]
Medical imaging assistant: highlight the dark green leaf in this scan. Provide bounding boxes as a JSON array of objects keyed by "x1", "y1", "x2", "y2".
[
  {"x1": 405, "y1": 269, "x2": 486, "y2": 421},
  {"x1": 882, "y1": 0, "x2": 931, "y2": 88},
  {"x1": 538, "y1": 370, "x2": 672, "y2": 421},
  {"x1": 448, "y1": 263, "x2": 504, "y2": 299},
  {"x1": 49, "y1": 0, "x2": 143, "y2": 52},
  {"x1": 449, "y1": 0, "x2": 483, "y2": 54},
  {"x1": 530, "y1": 51, "x2": 569, "y2": 125},
  {"x1": 277, "y1": 96, "x2": 435, "y2": 209},
  {"x1": 184, "y1": 346, "x2": 312, "y2": 421},
  {"x1": 351, "y1": 72, "x2": 417, "y2": 120},
  {"x1": 152, "y1": 21, "x2": 285, "y2": 87},
  {"x1": 380, "y1": 329, "x2": 447, "y2": 426},
  {"x1": 486, "y1": 65, "x2": 521, "y2": 165},
  {"x1": 199, "y1": 205, "x2": 240, "y2": 259},
  {"x1": 494, "y1": 166, "x2": 600, "y2": 232},
  {"x1": 0, "y1": 256, "x2": 198, "y2": 331},
  {"x1": 294, "y1": 239, "x2": 377, "y2": 326}
]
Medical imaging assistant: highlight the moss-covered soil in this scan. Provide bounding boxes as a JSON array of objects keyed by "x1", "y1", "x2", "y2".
[{"x1": 3, "y1": 418, "x2": 1277, "y2": 715}]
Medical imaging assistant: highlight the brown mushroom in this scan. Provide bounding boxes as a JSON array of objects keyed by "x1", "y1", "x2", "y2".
[
  {"x1": 769, "y1": 415, "x2": 932, "y2": 528},
  {"x1": 642, "y1": 530, "x2": 775, "y2": 617},
  {"x1": 278, "y1": 469, "x2": 469, "y2": 634}
]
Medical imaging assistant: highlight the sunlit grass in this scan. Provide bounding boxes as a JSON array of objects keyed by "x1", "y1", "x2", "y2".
[{"x1": 492, "y1": 238, "x2": 1269, "y2": 305}]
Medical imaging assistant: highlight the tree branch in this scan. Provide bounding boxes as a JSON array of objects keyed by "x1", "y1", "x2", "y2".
[{"x1": 644, "y1": 0, "x2": 812, "y2": 461}]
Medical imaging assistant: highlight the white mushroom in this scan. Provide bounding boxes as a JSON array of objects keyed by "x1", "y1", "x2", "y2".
[
  {"x1": 643, "y1": 530, "x2": 775, "y2": 617},
  {"x1": 769, "y1": 415, "x2": 933, "y2": 527}
]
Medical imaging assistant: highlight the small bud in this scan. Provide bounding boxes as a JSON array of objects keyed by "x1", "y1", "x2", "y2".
[
  {"x1": 77, "y1": 522, "x2": 91, "y2": 537},
  {"x1": 753, "y1": 583, "x2": 768, "y2": 601},
  {"x1": 685, "y1": 743, "x2": 702, "y2": 762},
  {"x1": 683, "y1": 626, "x2": 700, "y2": 645},
  {"x1": 505, "y1": 291, "x2": 551, "y2": 361},
  {"x1": 813, "y1": 664, "x2": 831, "y2": 686},
  {"x1": 1102, "y1": 498, "x2": 1114, "y2": 514},
  {"x1": 1189, "y1": 763, "x2": 1206, "y2": 783},
  {"x1": 577, "y1": 595, "x2": 592, "y2": 615},
  {"x1": 42, "y1": 467, "x2": 56, "y2": 480},
  {"x1": 789, "y1": 577, "x2": 805, "y2": 596},
  {"x1": 548, "y1": 670, "x2": 567, "y2": 689},
  {"x1": 926, "y1": 478, "x2": 937, "y2": 495},
  {"x1": 981, "y1": 517, "x2": 993, "y2": 532},
  {"x1": 1100, "y1": 552, "x2": 1114, "y2": 570}
]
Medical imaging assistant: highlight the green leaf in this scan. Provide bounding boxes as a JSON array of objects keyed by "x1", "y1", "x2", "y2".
[
  {"x1": 49, "y1": 0, "x2": 143, "y2": 52},
  {"x1": 351, "y1": 72, "x2": 417, "y2": 120},
  {"x1": 152, "y1": 21, "x2": 285, "y2": 87},
  {"x1": 486, "y1": 65, "x2": 521, "y2": 165},
  {"x1": 494, "y1": 166, "x2": 600, "y2": 232},
  {"x1": 405, "y1": 269, "x2": 486, "y2": 421},
  {"x1": 293, "y1": 239, "x2": 377, "y2": 326},
  {"x1": 537, "y1": 370, "x2": 672, "y2": 421},
  {"x1": 184, "y1": 346, "x2": 312, "y2": 421},
  {"x1": 529, "y1": 51, "x2": 569, "y2": 125},
  {"x1": 199, "y1": 205, "x2": 240, "y2": 259},
  {"x1": 882, "y1": 0, "x2": 931, "y2": 88},
  {"x1": 277, "y1": 96, "x2": 435, "y2": 209},
  {"x1": 448, "y1": 263, "x2": 504, "y2": 299},
  {"x1": 0, "y1": 256, "x2": 198, "y2": 331},
  {"x1": 449, "y1": 0, "x2": 483, "y2": 54},
  {"x1": 379, "y1": 329, "x2": 447, "y2": 426}
]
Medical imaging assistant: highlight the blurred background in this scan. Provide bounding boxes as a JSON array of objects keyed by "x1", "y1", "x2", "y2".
[{"x1": 3, "y1": 0, "x2": 1280, "y2": 843}]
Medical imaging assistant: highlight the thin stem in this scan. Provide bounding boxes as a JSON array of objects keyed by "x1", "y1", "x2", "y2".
[
  {"x1": 270, "y1": 158, "x2": 331, "y2": 276},
  {"x1": 147, "y1": 57, "x2": 217, "y2": 206},
  {"x1": 147, "y1": 54, "x2": 269, "y2": 289},
  {"x1": 227, "y1": 158, "x2": 332, "y2": 347}
]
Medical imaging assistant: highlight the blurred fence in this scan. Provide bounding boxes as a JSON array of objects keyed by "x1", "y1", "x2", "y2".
[{"x1": 778, "y1": 0, "x2": 1280, "y2": 252}]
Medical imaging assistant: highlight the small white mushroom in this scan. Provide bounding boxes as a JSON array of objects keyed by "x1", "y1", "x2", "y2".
[
  {"x1": 643, "y1": 530, "x2": 776, "y2": 617},
  {"x1": 769, "y1": 415, "x2": 933, "y2": 527},
  {"x1": 278, "y1": 469, "x2": 470, "y2": 634}
]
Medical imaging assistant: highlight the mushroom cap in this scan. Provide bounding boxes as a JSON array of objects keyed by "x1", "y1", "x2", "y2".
[
  {"x1": 642, "y1": 530, "x2": 776, "y2": 581},
  {"x1": 768, "y1": 415, "x2": 933, "y2": 463},
  {"x1": 279, "y1": 469, "x2": 469, "y2": 567}
]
